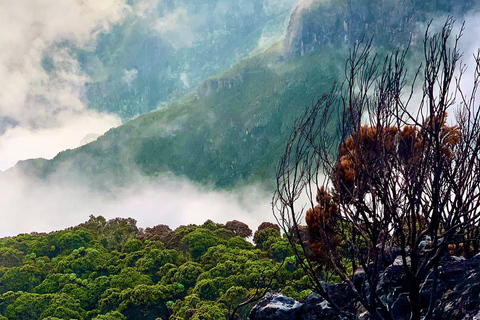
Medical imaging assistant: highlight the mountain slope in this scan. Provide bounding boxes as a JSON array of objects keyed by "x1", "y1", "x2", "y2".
[
  {"x1": 76, "y1": 0, "x2": 298, "y2": 119},
  {"x1": 18, "y1": 43, "x2": 343, "y2": 189},
  {"x1": 283, "y1": 0, "x2": 477, "y2": 58},
  {"x1": 14, "y1": 0, "x2": 478, "y2": 189}
]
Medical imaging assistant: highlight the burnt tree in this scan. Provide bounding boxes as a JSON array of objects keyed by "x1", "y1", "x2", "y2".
[{"x1": 274, "y1": 19, "x2": 480, "y2": 320}]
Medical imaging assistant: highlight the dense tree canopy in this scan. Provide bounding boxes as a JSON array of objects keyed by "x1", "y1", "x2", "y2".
[{"x1": 0, "y1": 216, "x2": 306, "y2": 320}]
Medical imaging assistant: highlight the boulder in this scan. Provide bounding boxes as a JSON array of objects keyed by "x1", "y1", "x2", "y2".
[
  {"x1": 301, "y1": 292, "x2": 337, "y2": 320},
  {"x1": 250, "y1": 293, "x2": 303, "y2": 320}
]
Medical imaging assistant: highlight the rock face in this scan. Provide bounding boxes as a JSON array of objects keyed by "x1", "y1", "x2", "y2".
[
  {"x1": 251, "y1": 254, "x2": 480, "y2": 320},
  {"x1": 198, "y1": 75, "x2": 244, "y2": 97},
  {"x1": 283, "y1": 0, "x2": 477, "y2": 59},
  {"x1": 433, "y1": 254, "x2": 480, "y2": 320},
  {"x1": 299, "y1": 285, "x2": 359, "y2": 320}
]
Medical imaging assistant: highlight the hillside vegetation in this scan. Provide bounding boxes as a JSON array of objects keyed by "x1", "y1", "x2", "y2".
[
  {"x1": 0, "y1": 217, "x2": 307, "y2": 320},
  {"x1": 19, "y1": 44, "x2": 344, "y2": 189},
  {"x1": 76, "y1": 0, "x2": 296, "y2": 119}
]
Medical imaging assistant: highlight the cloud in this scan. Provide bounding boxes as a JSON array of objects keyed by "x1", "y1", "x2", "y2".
[
  {"x1": 153, "y1": 7, "x2": 206, "y2": 49},
  {"x1": 411, "y1": 13, "x2": 480, "y2": 121},
  {"x1": 0, "y1": 110, "x2": 120, "y2": 170},
  {"x1": 122, "y1": 69, "x2": 139, "y2": 87},
  {"x1": 455, "y1": 12, "x2": 480, "y2": 102},
  {"x1": 133, "y1": 0, "x2": 162, "y2": 19},
  {"x1": 0, "y1": 171, "x2": 274, "y2": 237},
  {"x1": 149, "y1": 0, "x2": 298, "y2": 51},
  {"x1": 262, "y1": 0, "x2": 299, "y2": 16},
  {"x1": 180, "y1": 72, "x2": 190, "y2": 88},
  {"x1": 0, "y1": 0, "x2": 128, "y2": 170}
]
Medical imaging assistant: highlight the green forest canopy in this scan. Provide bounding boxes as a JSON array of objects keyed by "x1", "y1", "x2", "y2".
[{"x1": 0, "y1": 216, "x2": 309, "y2": 320}]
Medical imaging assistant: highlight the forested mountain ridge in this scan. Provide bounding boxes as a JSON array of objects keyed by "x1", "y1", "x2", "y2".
[
  {"x1": 14, "y1": 44, "x2": 342, "y2": 189},
  {"x1": 11, "y1": 0, "x2": 477, "y2": 190}
]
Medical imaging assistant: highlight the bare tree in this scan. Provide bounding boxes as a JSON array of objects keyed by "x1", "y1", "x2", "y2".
[{"x1": 273, "y1": 18, "x2": 480, "y2": 320}]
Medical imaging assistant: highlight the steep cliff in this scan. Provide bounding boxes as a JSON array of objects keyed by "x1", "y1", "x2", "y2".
[{"x1": 283, "y1": 0, "x2": 477, "y2": 58}]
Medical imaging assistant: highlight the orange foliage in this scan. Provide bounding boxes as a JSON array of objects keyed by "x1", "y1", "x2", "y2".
[
  {"x1": 334, "y1": 117, "x2": 460, "y2": 201},
  {"x1": 306, "y1": 187, "x2": 342, "y2": 264},
  {"x1": 335, "y1": 126, "x2": 397, "y2": 200},
  {"x1": 307, "y1": 117, "x2": 462, "y2": 265},
  {"x1": 448, "y1": 243, "x2": 474, "y2": 258}
]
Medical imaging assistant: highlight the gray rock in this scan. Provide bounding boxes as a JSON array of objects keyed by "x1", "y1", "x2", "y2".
[
  {"x1": 472, "y1": 310, "x2": 480, "y2": 320},
  {"x1": 250, "y1": 293, "x2": 303, "y2": 320},
  {"x1": 300, "y1": 291, "x2": 351, "y2": 320},
  {"x1": 452, "y1": 256, "x2": 467, "y2": 262},
  {"x1": 252, "y1": 253, "x2": 480, "y2": 320},
  {"x1": 393, "y1": 255, "x2": 411, "y2": 266}
]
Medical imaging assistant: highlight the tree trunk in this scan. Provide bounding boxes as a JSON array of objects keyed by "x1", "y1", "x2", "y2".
[{"x1": 409, "y1": 279, "x2": 421, "y2": 320}]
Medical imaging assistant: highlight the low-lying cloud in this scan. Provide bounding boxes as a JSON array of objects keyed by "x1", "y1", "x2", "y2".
[
  {"x1": 410, "y1": 12, "x2": 480, "y2": 122},
  {"x1": 0, "y1": 0, "x2": 300, "y2": 171},
  {"x1": 0, "y1": 170, "x2": 274, "y2": 237},
  {"x1": 0, "y1": 110, "x2": 120, "y2": 170},
  {"x1": 0, "y1": 0, "x2": 300, "y2": 237}
]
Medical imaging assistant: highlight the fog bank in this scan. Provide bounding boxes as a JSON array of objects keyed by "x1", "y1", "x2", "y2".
[{"x1": 0, "y1": 170, "x2": 273, "y2": 237}]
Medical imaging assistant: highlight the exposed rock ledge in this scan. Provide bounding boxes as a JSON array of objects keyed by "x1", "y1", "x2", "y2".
[{"x1": 251, "y1": 254, "x2": 480, "y2": 320}]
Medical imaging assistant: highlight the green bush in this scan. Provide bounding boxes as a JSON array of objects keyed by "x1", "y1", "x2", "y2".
[
  {"x1": 190, "y1": 301, "x2": 228, "y2": 320},
  {"x1": 253, "y1": 228, "x2": 281, "y2": 251},
  {"x1": 227, "y1": 236, "x2": 254, "y2": 250},
  {"x1": 4, "y1": 293, "x2": 51, "y2": 320},
  {"x1": 53, "y1": 230, "x2": 91, "y2": 254},
  {"x1": 0, "y1": 264, "x2": 44, "y2": 293},
  {"x1": 0, "y1": 247, "x2": 24, "y2": 267},
  {"x1": 122, "y1": 239, "x2": 143, "y2": 253},
  {"x1": 92, "y1": 311, "x2": 127, "y2": 320},
  {"x1": 172, "y1": 262, "x2": 203, "y2": 289},
  {"x1": 39, "y1": 293, "x2": 85, "y2": 320},
  {"x1": 182, "y1": 229, "x2": 223, "y2": 261},
  {"x1": 135, "y1": 249, "x2": 175, "y2": 274},
  {"x1": 34, "y1": 274, "x2": 71, "y2": 294}
]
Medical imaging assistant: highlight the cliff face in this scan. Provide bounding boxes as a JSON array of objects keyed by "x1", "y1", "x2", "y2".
[
  {"x1": 283, "y1": 0, "x2": 477, "y2": 58},
  {"x1": 198, "y1": 75, "x2": 244, "y2": 97}
]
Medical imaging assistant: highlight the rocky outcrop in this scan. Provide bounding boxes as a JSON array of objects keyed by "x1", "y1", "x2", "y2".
[
  {"x1": 250, "y1": 293, "x2": 303, "y2": 320},
  {"x1": 250, "y1": 284, "x2": 360, "y2": 320},
  {"x1": 433, "y1": 255, "x2": 480, "y2": 320},
  {"x1": 198, "y1": 75, "x2": 244, "y2": 96},
  {"x1": 251, "y1": 254, "x2": 480, "y2": 320},
  {"x1": 283, "y1": 0, "x2": 477, "y2": 59}
]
